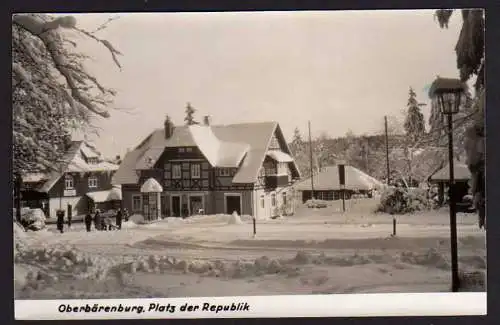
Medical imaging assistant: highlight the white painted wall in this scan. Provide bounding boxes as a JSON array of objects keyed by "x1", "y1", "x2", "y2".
[{"x1": 48, "y1": 196, "x2": 83, "y2": 218}]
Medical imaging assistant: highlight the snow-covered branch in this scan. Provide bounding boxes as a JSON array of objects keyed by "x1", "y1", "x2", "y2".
[{"x1": 12, "y1": 14, "x2": 122, "y2": 118}]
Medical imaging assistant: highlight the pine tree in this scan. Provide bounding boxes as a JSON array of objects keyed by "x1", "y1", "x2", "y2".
[
  {"x1": 290, "y1": 127, "x2": 303, "y2": 152},
  {"x1": 184, "y1": 102, "x2": 199, "y2": 125},
  {"x1": 403, "y1": 87, "x2": 426, "y2": 144}
]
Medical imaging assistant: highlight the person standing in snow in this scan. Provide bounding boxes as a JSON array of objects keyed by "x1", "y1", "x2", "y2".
[
  {"x1": 94, "y1": 210, "x2": 101, "y2": 231},
  {"x1": 115, "y1": 209, "x2": 123, "y2": 230},
  {"x1": 84, "y1": 211, "x2": 92, "y2": 232},
  {"x1": 56, "y1": 211, "x2": 64, "y2": 234},
  {"x1": 67, "y1": 212, "x2": 72, "y2": 229}
]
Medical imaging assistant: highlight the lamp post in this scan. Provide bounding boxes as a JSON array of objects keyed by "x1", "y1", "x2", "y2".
[{"x1": 428, "y1": 76, "x2": 466, "y2": 292}]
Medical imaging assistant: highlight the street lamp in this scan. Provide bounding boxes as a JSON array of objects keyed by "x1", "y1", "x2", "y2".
[{"x1": 428, "y1": 76, "x2": 466, "y2": 292}]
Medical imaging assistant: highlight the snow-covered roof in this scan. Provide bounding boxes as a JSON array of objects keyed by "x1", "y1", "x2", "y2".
[
  {"x1": 22, "y1": 173, "x2": 47, "y2": 183},
  {"x1": 80, "y1": 143, "x2": 100, "y2": 160},
  {"x1": 188, "y1": 125, "x2": 221, "y2": 167},
  {"x1": 215, "y1": 141, "x2": 250, "y2": 168},
  {"x1": 113, "y1": 122, "x2": 301, "y2": 185},
  {"x1": 67, "y1": 154, "x2": 119, "y2": 173},
  {"x1": 294, "y1": 165, "x2": 384, "y2": 191},
  {"x1": 266, "y1": 150, "x2": 294, "y2": 163},
  {"x1": 429, "y1": 160, "x2": 471, "y2": 182},
  {"x1": 140, "y1": 177, "x2": 163, "y2": 193},
  {"x1": 86, "y1": 189, "x2": 122, "y2": 203},
  {"x1": 36, "y1": 141, "x2": 120, "y2": 193}
]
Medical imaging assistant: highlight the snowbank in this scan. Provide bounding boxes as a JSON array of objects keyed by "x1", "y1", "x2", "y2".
[
  {"x1": 14, "y1": 241, "x2": 486, "y2": 298},
  {"x1": 121, "y1": 221, "x2": 139, "y2": 229},
  {"x1": 129, "y1": 214, "x2": 145, "y2": 224},
  {"x1": 15, "y1": 208, "x2": 46, "y2": 231},
  {"x1": 227, "y1": 212, "x2": 243, "y2": 225},
  {"x1": 305, "y1": 199, "x2": 329, "y2": 209}
]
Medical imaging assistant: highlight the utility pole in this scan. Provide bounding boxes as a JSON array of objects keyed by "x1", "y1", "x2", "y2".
[
  {"x1": 308, "y1": 121, "x2": 315, "y2": 200},
  {"x1": 384, "y1": 116, "x2": 391, "y2": 185},
  {"x1": 385, "y1": 116, "x2": 396, "y2": 237}
]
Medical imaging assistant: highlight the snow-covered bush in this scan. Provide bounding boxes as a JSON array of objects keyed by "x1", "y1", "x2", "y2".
[
  {"x1": 305, "y1": 199, "x2": 328, "y2": 209},
  {"x1": 129, "y1": 214, "x2": 145, "y2": 224},
  {"x1": 227, "y1": 211, "x2": 243, "y2": 225},
  {"x1": 376, "y1": 186, "x2": 431, "y2": 214},
  {"x1": 19, "y1": 208, "x2": 46, "y2": 231}
]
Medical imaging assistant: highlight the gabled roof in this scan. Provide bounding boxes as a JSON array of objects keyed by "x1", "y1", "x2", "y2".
[
  {"x1": 294, "y1": 165, "x2": 384, "y2": 191},
  {"x1": 112, "y1": 121, "x2": 301, "y2": 185},
  {"x1": 35, "y1": 141, "x2": 119, "y2": 193}
]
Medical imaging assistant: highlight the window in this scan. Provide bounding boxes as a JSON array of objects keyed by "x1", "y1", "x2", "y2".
[
  {"x1": 218, "y1": 168, "x2": 231, "y2": 176},
  {"x1": 88, "y1": 157, "x2": 99, "y2": 164},
  {"x1": 265, "y1": 165, "x2": 276, "y2": 176},
  {"x1": 172, "y1": 164, "x2": 181, "y2": 179},
  {"x1": 132, "y1": 194, "x2": 142, "y2": 212},
  {"x1": 186, "y1": 147, "x2": 193, "y2": 152},
  {"x1": 88, "y1": 176, "x2": 98, "y2": 188},
  {"x1": 277, "y1": 162, "x2": 288, "y2": 175},
  {"x1": 271, "y1": 193, "x2": 276, "y2": 207},
  {"x1": 178, "y1": 148, "x2": 185, "y2": 153},
  {"x1": 64, "y1": 174, "x2": 74, "y2": 190},
  {"x1": 260, "y1": 195, "x2": 265, "y2": 208},
  {"x1": 191, "y1": 164, "x2": 201, "y2": 179},
  {"x1": 282, "y1": 192, "x2": 287, "y2": 206},
  {"x1": 324, "y1": 191, "x2": 334, "y2": 201}
]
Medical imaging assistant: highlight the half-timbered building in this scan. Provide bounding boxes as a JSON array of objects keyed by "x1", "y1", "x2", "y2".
[
  {"x1": 112, "y1": 116, "x2": 301, "y2": 219},
  {"x1": 21, "y1": 141, "x2": 121, "y2": 218}
]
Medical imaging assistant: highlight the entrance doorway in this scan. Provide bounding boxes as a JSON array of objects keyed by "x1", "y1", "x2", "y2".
[
  {"x1": 189, "y1": 195, "x2": 204, "y2": 216},
  {"x1": 171, "y1": 195, "x2": 181, "y2": 217},
  {"x1": 225, "y1": 194, "x2": 242, "y2": 215}
]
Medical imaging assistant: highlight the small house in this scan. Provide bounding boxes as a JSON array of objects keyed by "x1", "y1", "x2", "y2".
[{"x1": 294, "y1": 165, "x2": 383, "y2": 203}]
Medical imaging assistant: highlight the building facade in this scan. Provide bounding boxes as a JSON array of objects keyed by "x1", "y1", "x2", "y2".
[
  {"x1": 113, "y1": 117, "x2": 301, "y2": 219},
  {"x1": 21, "y1": 141, "x2": 121, "y2": 218}
]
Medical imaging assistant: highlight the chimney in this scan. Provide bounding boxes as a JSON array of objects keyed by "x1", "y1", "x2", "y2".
[
  {"x1": 164, "y1": 116, "x2": 174, "y2": 139},
  {"x1": 203, "y1": 115, "x2": 211, "y2": 126}
]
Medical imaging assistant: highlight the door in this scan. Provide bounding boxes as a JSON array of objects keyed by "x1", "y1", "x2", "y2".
[
  {"x1": 148, "y1": 194, "x2": 158, "y2": 221},
  {"x1": 189, "y1": 195, "x2": 203, "y2": 215},
  {"x1": 226, "y1": 195, "x2": 241, "y2": 215},
  {"x1": 171, "y1": 196, "x2": 181, "y2": 217},
  {"x1": 302, "y1": 191, "x2": 312, "y2": 203}
]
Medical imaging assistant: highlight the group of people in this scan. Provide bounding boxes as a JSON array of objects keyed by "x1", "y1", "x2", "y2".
[
  {"x1": 55, "y1": 208, "x2": 129, "y2": 233},
  {"x1": 84, "y1": 209, "x2": 129, "y2": 232}
]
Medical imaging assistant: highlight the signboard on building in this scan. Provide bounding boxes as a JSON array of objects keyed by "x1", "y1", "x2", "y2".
[{"x1": 63, "y1": 189, "x2": 77, "y2": 197}]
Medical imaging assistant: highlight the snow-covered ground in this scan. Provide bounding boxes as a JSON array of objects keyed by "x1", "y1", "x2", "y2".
[{"x1": 14, "y1": 199, "x2": 486, "y2": 299}]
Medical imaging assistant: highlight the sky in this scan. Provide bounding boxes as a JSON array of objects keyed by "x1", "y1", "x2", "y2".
[{"x1": 66, "y1": 10, "x2": 463, "y2": 158}]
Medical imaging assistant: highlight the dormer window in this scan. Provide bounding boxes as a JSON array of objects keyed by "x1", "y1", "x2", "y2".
[
  {"x1": 64, "y1": 174, "x2": 74, "y2": 190},
  {"x1": 218, "y1": 168, "x2": 231, "y2": 177}
]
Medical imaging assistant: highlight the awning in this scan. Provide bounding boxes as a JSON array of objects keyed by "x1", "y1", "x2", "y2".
[
  {"x1": 140, "y1": 177, "x2": 163, "y2": 193},
  {"x1": 86, "y1": 189, "x2": 122, "y2": 203},
  {"x1": 266, "y1": 150, "x2": 294, "y2": 163}
]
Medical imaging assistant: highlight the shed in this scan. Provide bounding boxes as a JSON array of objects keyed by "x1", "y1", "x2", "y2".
[
  {"x1": 429, "y1": 159, "x2": 471, "y2": 205},
  {"x1": 294, "y1": 165, "x2": 384, "y2": 202}
]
